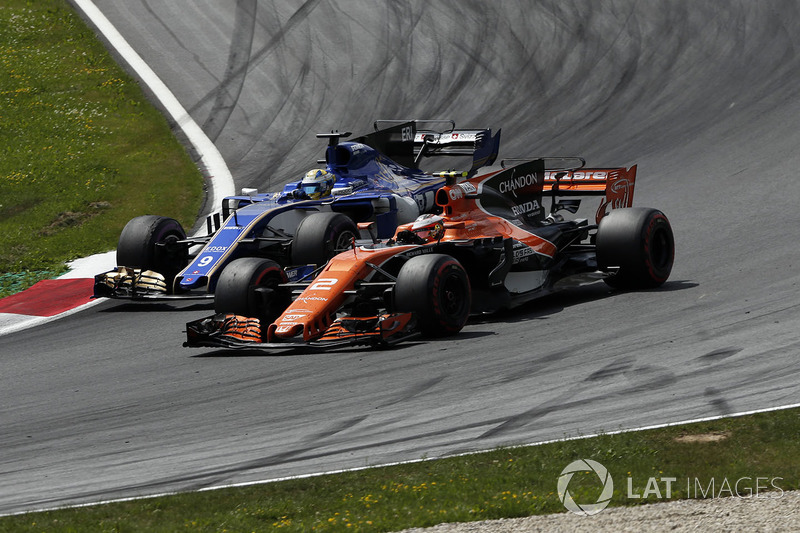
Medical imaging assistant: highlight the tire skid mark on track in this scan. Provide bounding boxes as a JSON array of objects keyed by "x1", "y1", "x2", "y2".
[
  {"x1": 376, "y1": 375, "x2": 449, "y2": 409},
  {"x1": 185, "y1": 0, "x2": 323, "y2": 114},
  {"x1": 202, "y1": 0, "x2": 257, "y2": 142}
]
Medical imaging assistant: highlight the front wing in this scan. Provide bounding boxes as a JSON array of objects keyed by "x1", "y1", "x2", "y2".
[
  {"x1": 183, "y1": 312, "x2": 419, "y2": 351},
  {"x1": 93, "y1": 267, "x2": 213, "y2": 300}
]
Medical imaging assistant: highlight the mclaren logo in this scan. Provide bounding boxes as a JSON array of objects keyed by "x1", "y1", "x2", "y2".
[
  {"x1": 611, "y1": 178, "x2": 630, "y2": 193},
  {"x1": 499, "y1": 173, "x2": 539, "y2": 195},
  {"x1": 609, "y1": 178, "x2": 632, "y2": 209}
]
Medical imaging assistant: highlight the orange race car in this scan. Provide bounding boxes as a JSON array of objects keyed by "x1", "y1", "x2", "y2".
[{"x1": 184, "y1": 156, "x2": 674, "y2": 350}]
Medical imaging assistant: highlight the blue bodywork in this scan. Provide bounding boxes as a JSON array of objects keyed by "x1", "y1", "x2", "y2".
[
  {"x1": 177, "y1": 140, "x2": 443, "y2": 292},
  {"x1": 101, "y1": 120, "x2": 501, "y2": 297}
]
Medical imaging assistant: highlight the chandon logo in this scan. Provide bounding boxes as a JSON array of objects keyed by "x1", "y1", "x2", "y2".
[{"x1": 498, "y1": 173, "x2": 538, "y2": 195}]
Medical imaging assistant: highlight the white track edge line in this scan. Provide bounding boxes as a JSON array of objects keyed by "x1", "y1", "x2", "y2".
[
  {"x1": 5, "y1": 400, "x2": 800, "y2": 517},
  {"x1": 71, "y1": 0, "x2": 235, "y2": 205},
  {"x1": 0, "y1": 299, "x2": 107, "y2": 338}
]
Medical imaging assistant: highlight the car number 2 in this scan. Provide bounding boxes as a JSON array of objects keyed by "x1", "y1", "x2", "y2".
[{"x1": 309, "y1": 278, "x2": 337, "y2": 291}]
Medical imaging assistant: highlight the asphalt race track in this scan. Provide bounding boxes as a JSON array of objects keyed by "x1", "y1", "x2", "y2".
[{"x1": 2, "y1": 0, "x2": 800, "y2": 514}]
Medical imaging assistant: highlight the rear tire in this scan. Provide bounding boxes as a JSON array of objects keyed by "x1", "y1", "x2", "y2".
[
  {"x1": 394, "y1": 254, "x2": 471, "y2": 337},
  {"x1": 214, "y1": 258, "x2": 290, "y2": 323},
  {"x1": 596, "y1": 207, "x2": 674, "y2": 289},
  {"x1": 117, "y1": 215, "x2": 188, "y2": 289},
  {"x1": 291, "y1": 212, "x2": 358, "y2": 266}
]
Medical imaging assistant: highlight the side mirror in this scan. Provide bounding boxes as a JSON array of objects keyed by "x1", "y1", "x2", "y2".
[{"x1": 358, "y1": 221, "x2": 378, "y2": 244}]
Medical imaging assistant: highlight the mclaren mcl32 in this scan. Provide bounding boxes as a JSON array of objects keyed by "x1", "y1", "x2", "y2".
[{"x1": 185, "y1": 156, "x2": 674, "y2": 350}]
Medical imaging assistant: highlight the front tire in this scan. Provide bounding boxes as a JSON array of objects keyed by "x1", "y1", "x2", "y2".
[
  {"x1": 214, "y1": 258, "x2": 290, "y2": 323},
  {"x1": 596, "y1": 207, "x2": 674, "y2": 289},
  {"x1": 291, "y1": 212, "x2": 359, "y2": 266},
  {"x1": 394, "y1": 254, "x2": 471, "y2": 337},
  {"x1": 116, "y1": 215, "x2": 188, "y2": 287}
]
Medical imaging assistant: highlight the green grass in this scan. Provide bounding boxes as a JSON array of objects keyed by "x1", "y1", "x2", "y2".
[
  {"x1": 0, "y1": 0, "x2": 203, "y2": 298},
  {"x1": 1, "y1": 408, "x2": 797, "y2": 532}
]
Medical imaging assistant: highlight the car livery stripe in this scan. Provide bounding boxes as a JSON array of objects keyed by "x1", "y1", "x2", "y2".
[
  {"x1": 484, "y1": 215, "x2": 557, "y2": 258},
  {"x1": 178, "y1": 201, "x2": 319, "y2": 290}
]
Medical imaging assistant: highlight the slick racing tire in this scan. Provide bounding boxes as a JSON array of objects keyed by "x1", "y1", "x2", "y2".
[
  {"x1": 116, "y1": 215, "x2": 188, "y2": 290},
  {"x1": 596, "y1": 207, "x2": 674, "y2": 289},
  {"x1": 291, "y1": 212, "x2": 358, "y2": 266},
  {"x1": 394, "y1": 254, "x2": 471, "y2": 337},
  {"x1": 214, "y1": 258, "x2": 290, "y2": 323}
]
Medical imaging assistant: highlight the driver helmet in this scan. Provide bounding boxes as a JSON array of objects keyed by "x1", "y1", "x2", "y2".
[
  {"x1": 410, "y1": 213, "x2": 445, "y2": 242},
  {"x1": 300, "y1": 169, "x2": 335, "y2": 199}
]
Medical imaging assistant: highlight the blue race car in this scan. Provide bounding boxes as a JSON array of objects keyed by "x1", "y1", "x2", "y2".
[{"x1": 94, "y1": 120, "x2": 501, "y2": 299}]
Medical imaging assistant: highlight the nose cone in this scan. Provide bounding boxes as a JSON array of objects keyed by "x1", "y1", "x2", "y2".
[{"x1": 269, "y1": 322, "x2": 304, "y2": 339}]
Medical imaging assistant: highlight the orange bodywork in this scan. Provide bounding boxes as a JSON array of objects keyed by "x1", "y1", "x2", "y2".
[
  {"x1": 267, "y1": 244, "x2": 417, "y2": 342},
  {"x1": 267, "y1": 161, "x2": 637, "y2": 343}
]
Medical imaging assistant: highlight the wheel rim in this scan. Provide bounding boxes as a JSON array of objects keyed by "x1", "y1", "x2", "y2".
[
  {"x1": 333, "y1": 230, "x2": 356, "y2": 253},
  {"x1": 650, "y1": 227, "x2": 672, "y2": 271},
  {"x1": 159, "y1": 233, "x2": 187, "y2": 272},
  {"x1": 252, "y1": 267, "x2": 287, "y2": 295},
  {"x1": 441, "y1": 272, "x2": 468, "y2": 317},
  {"x1": 250, "y1": 267, "x2": 288, "y2": 321}
]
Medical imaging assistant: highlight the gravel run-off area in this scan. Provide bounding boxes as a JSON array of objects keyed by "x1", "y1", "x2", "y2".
[{"x1": 400, "y1": 490, "x2": 800, "y2": 532}]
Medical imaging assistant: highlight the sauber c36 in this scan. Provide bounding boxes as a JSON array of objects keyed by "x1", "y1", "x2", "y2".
[
  {"x1": 94, "y1": 120, "x2": 501, "y2": 300},
  {"x1": 184, "y1": 155, "x2": 675, "y2": 350}
]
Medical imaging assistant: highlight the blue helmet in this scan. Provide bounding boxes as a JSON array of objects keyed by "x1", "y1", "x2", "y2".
[{"x1": 300, "y1": 169, "x2": 335, "y2": 199}]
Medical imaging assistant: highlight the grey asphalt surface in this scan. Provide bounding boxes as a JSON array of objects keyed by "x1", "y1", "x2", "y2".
[{"x1": 2, "y1": 0, "x2": 800, "y2": 514}]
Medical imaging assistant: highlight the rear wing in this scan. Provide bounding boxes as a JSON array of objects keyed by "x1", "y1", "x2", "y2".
[
  {"x1": 501, "y1": 157, "x2": 637, "y2": 222},
  {"x1": 371, "y1": 119, "x2": 501, "y2": 176}
]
